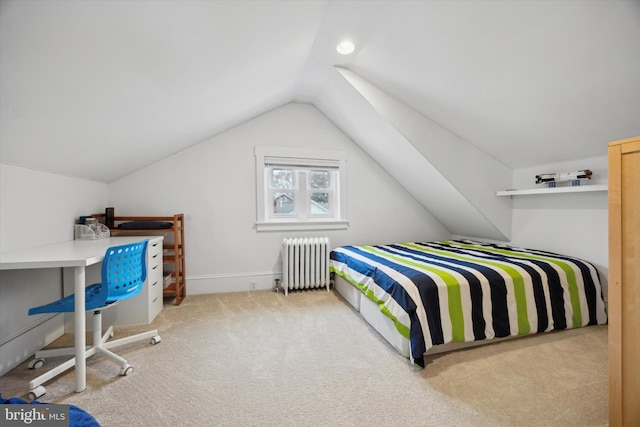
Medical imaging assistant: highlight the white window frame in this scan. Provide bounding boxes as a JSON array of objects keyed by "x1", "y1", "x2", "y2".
[{"x1": 255, "y1": 146, "x2": 348, "y2": 231}]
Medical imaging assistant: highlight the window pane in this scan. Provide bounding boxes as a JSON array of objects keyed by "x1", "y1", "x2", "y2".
[
  {"x1": 273, "y1": 192, "x2": 294, "y2": 214},
  {"x1": 309, "y1": 170, "x2": 329, "y2": 189},
  {"x1": 310, "y1": 192, "x2": 329, "y2": 214},
  {"x1": 271, "y1": 169, "x2": 294, "y2": 189}
]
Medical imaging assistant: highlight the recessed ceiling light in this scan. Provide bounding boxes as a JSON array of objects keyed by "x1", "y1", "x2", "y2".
[{"x1": 336, "y1": 40, "x2": 355, "y2": 55}]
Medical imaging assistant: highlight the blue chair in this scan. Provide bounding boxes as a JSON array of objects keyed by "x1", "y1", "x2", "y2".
[{"x1": 26, "y1": 240, "x2": 161, "y2": 400}]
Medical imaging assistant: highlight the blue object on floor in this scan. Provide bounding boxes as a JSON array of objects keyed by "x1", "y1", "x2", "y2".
[{"x1": 0, "y1": 394, "x2": 100, "y2": 426}]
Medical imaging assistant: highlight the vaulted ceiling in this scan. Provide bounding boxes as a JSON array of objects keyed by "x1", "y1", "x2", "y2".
[{"x1": 1, "y1": 0, "x2": 639, "y2": 184}]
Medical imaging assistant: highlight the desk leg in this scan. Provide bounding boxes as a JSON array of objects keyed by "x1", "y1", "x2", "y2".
[{"x1": 73, "y1": 266, "x2": 86, "y2": 393}]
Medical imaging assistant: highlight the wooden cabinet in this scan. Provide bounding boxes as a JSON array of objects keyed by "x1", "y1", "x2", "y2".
[
  {"x1": 608, "y1": 136, "x2": 640, "y2": 427},
  {"x1": 96, "y1": 213, "x2": 187, "y2": 306}
]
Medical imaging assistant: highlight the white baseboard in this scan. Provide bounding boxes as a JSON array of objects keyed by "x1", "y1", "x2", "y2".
[{"x1": 186, "y1": 271, "x2": 281, "y2": 295}]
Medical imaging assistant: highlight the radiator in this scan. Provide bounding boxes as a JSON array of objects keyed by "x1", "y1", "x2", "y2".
[{"x1": 281, "y1": 237, "x2": 331, "y2": 295}]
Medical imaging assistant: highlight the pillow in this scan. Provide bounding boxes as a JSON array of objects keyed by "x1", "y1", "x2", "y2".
[{"x1": 117, "y1": 221, "x2": 173, "y2": 230}]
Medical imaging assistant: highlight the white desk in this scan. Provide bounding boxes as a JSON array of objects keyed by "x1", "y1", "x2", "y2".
[{"x1": 0, "y1": 236, "x2": 150, "y2": 393}]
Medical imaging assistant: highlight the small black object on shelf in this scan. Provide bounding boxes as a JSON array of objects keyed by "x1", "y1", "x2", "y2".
[{"x1": 105, "y1": 207, "x2": 115, "y2": 229}]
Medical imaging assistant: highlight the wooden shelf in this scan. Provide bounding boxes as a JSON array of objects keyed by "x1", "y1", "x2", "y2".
[
  {"x1": 93, "y1": 213, "x2": 186, "y2": 306},
  {"x1": 496, "y1": 184, "x2": 608, "y2": 196}
]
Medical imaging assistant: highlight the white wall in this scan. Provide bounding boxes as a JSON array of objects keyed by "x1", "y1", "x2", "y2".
[
  {"x1": 507, "y1": 155, "x2": 609, "y2": 300},
  {"x1": 0, "y1": 164, "x2": 108, "y2": 375},
  {"x1": 335, "y1": 68, "x2": 513, "y2": 240},
  {"x1": 109, "y1": 103, "x2": 451, "y2": 293},
  {"x1": 0, "y1": 164, "x2": 108, "y2": 251}
]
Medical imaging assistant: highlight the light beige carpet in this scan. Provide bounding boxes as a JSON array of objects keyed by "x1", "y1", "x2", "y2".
[{"x1": 0, "y1": 290, "x2": 608, "y2": 426}]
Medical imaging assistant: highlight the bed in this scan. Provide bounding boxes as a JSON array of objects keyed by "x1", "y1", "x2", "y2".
[{"x1": 329, "y1": 239, "x2": 607, "y2": 367}]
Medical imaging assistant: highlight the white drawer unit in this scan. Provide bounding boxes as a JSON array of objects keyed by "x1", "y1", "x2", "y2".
[
  {"x1": 146, "y1": 237, "x2": 164, "y2": 321},
  {"x1": 82, "y1": 236, "x2": 165, "y2": 328},
  {"x1": 108, "y1": 236, "x2": 163, "y2": 326}
]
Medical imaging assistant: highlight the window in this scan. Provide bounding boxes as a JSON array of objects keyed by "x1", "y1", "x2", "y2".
[
  {"x1": 255, "y1": 147, "x2": 348, "y2": 231},
  {"x1": 269, "y1": 167, "x2": 335, "y2": 218}
]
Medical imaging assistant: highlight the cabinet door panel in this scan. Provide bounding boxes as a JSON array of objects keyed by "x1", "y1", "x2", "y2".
[
  {"x1": 620, "y1": 148, "x2": 640, "y2": 426},
  {"x1": 609, "y1": 136, "x2": 640, "y2": 427}
]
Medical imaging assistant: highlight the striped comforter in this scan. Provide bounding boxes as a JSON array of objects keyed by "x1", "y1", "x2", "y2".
[{"x1": 330, "y1": 240, "x2": 607, "y2": 367}]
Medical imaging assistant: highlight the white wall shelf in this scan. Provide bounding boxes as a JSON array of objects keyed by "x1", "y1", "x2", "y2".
[{"x1": 496, "y1": 184, "x2": 608, "y2": 196}]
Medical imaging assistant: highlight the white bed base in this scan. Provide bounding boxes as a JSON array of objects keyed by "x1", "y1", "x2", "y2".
[{"x1": 334, "y1": 275, "x2": 513, "y2": 361}]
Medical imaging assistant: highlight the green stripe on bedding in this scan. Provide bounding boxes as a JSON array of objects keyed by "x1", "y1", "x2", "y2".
[
  {"x1": 450, "y1": 241, "x2": 582, "y2": 328},
  {"x1": 363, "y1": 245, "x2": 466, "y2": 343},
  {"x1": 405, "y1": 243, "x2": 531, "y2": 336}
]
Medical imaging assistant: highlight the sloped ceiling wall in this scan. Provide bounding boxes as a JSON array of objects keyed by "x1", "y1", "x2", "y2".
[
  {"x1": 316, "y1": 67, "x2": 511, "y2": 240},
  {"x1": 2, "y1": 0, "x2": 639, "y2": 184},
  {"x1": 0, "y1": 0, "x2": 329, "y2": 182}
]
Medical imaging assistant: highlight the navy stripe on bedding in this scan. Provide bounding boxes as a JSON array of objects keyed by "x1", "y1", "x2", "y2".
[{"x1": 385, "y1": 244, "x2": 488, "y2": 342}]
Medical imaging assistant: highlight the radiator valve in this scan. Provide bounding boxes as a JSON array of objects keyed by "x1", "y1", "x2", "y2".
[{"x1": 274, "y1": 278, "x2": 281, "y2": 294}]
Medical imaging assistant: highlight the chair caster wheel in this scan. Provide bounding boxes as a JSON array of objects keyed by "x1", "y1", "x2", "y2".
[
  {"x1": 120, "y1": 364, "x2": 134, "y2": 376},
  {"x1": 28, "y1": 386, "x2": 46, "y2": 401},
  {"x1": 150, "y1": 335, "x2": 161, "y2": 345},
  {"x1": 28, "y1": 358, "x2": 45, "y2": 369}
]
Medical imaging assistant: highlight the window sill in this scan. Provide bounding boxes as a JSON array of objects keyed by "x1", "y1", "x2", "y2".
[{"x1": 256, "y1": 220, "x2": 349, "y2": 232}]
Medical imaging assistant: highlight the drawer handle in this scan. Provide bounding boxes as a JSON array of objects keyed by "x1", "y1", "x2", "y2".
[
  {"x1": 152, "y1": 280, "x2": 159, "y2": 287},
  {"x1": 153, "y1": 254, "x2": 159, "y2": 259},
  {"x1": 153, "y1": 297, "x2": 158, "y2": 303},
  {"x1": 152, "y1": 265, "x2": 158, "y2": 270}
]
